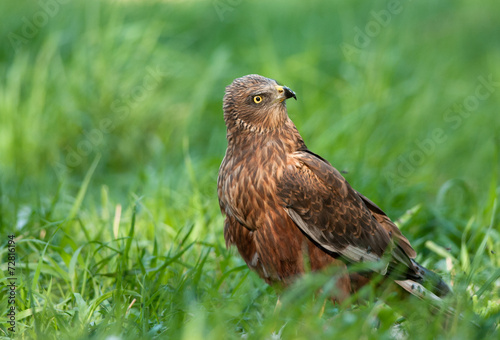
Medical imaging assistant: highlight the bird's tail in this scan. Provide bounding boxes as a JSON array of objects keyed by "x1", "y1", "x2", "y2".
[
  {"x1": 395, "y1": 261, "x2": 480, "y2": 330},
  {"x1": 395, "y1": 259, "x2": 452, "y2": 302}
]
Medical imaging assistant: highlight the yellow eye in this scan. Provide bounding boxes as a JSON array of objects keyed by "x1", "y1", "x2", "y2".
[{"x1": 253, "y1": 95, "x2": 263, "y2": 104}]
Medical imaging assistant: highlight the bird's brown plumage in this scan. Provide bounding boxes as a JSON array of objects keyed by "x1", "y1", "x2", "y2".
[{"x1": 217, "y1": 74, "x2": 450, "y2": 303}]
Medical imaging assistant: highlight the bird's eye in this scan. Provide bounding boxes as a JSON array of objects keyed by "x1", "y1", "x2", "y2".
[{"x1": 253, "y1": 95, "x2": 263, "y2": 104}]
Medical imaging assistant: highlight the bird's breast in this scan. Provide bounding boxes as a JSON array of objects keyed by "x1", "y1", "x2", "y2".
[{"x1": 219, "y1": 140, "x2": 288, "y2": 229}]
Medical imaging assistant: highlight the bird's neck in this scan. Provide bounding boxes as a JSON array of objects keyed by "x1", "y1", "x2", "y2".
[
  {"x1": 226, "y1": 117, "x2": 306, "y2": 155},
  {"x1": 225, "y1": 107, "x2": 288, "y2": 133}
]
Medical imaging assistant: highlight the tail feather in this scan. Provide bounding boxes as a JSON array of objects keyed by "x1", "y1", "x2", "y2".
[
  {"x1": 413, "y1": 260, "x2": 452, "y2": 298},
  {"x1": 395, "y1": 279, "x2": 443, "y2": 302},
  {"x1": 395, "y1": 259, "x2": 452, "y2": 300}
]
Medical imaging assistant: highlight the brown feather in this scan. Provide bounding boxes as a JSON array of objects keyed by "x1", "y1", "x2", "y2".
[{"x1": 217, "y1": 74, "x2": 451, "y2": 303}]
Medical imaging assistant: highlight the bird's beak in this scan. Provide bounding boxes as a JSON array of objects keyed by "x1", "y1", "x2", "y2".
[{"x1": 276, "y1": 85, "x2": 297, "y2": 102}]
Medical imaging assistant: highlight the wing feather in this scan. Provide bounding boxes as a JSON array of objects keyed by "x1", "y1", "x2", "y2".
[{"x1": 279, "y1": 150, "x2": 414, "y2": 276}]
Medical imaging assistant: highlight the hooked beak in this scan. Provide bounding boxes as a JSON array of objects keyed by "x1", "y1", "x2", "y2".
[{"x1": 276, "y1": 85, "x2": 297, "y2": 101}]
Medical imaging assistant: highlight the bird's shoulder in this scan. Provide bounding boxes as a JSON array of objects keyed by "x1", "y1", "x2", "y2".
[{"x1": 283, "y1": 149, "x2": 349, "y2": 196}]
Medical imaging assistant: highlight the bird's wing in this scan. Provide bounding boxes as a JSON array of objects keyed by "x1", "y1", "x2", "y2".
[
  {"x1": 355, "y1": 191, "x2": 417, "y2": 259},
  {"x1": 278, "y1": 150, "x2": 415, "y2": 275}
]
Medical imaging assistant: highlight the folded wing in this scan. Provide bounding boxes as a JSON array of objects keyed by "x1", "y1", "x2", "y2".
[{"x1": 278, "y1": 150, "x2": 417, "y2": 277}]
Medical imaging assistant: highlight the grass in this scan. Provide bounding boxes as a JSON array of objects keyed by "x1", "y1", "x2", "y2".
[{"x1": 0, "y1": 0, "x2": 499, "y2": 338}]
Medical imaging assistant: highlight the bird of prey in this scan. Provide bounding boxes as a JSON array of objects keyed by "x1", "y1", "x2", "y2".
[{"x1": 217, "y1": 74, "x2": 450, "y2": 303}]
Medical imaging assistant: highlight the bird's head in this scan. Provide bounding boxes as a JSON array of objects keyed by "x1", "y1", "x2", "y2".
[{"x1": 223, "y1": 74, "x2": 296, "y2": 132}]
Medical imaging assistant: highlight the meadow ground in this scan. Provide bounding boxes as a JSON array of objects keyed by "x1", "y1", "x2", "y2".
[{"x1": 0, "y1": 0, "x2": 499, "y2": 339}]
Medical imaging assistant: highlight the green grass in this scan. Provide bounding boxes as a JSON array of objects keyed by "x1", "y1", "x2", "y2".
[{"x1": 1, "y1": 0, "x2": 499, "y2": 338}]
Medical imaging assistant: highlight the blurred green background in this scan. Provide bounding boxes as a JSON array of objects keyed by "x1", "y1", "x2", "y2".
[{"x1": 0, "y1": 0, "x2": 499, "y2": 339}]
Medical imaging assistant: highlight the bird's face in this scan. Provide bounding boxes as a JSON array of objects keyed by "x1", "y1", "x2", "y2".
[{"x1": 223, "y1": 74, "x2": 296, "y2": 131}]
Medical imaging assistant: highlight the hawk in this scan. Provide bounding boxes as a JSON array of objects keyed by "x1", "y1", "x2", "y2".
[{"x1": 217, "y1": 74, "x2": 450, "y2": 303}]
